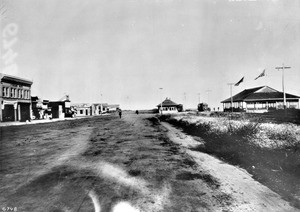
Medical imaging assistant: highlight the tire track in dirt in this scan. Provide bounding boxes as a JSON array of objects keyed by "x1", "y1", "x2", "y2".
[
  {"x1": 5, "y1": 115, "x2": 171, "y2": 212},
  {"x1": 5, "y1": 114, "x2": 287, "y2": 211},
  {"x1": 123, "y1": 114, "x2": 234, "y2": 212}
]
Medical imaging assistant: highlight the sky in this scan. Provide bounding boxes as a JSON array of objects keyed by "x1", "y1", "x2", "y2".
[{"x1": 1, "y1": 0, "x2": 300, "y2": 110}]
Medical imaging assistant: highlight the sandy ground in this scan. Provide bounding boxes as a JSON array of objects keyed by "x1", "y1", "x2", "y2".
[
  {"x1": 0, "y1": 113, "x2": 298, "y2": 211},
  {"x1": 161, "y1": 121, "x2": 298, "y2": 212}
]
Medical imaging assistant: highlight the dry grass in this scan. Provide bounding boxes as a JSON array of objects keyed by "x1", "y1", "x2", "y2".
[{"x1": 160, "y1": 113, "x2": 300, "y2": 209}]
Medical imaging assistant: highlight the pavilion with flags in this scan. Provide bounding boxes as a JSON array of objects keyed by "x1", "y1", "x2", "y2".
[{"x1": 221, "y1": 86, "x2": 300, "y2": 113}]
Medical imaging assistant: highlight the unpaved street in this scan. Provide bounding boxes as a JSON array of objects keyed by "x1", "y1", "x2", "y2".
[{"x1": 0, "y1": 113, "x2": 298, "y2": 211}]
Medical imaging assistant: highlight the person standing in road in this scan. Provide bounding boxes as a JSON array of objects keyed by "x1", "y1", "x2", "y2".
[{"x1": 118, "y1": 108, "x2": 122, "y2": 118}]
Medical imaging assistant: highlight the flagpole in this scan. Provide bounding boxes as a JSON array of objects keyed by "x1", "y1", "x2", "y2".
[
  {"x1": 227, "y1": 83, "x2": 234, "y2": 113},
  {"x1": 205, "y1": 90, "x2": 211, "y2": 108}
]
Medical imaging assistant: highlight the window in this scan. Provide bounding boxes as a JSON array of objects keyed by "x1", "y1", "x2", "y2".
[
  {"x1": 247, "y1": 103, "x2": 254, "y2": 108},
  {"x1": 80, "y1": 110, "x2": 83, "y2": 114},
  {"x1": 2, "y1": 87, "x2": 6, "y2": 97},
  {"x1": 10, "y1": 88, "x2": 13, "y2": 97}
]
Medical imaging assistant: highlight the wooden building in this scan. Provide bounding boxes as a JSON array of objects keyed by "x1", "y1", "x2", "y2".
[
  {"x1": 71, "y1": 103, "x2": 92, "y2": 117},
  {"x1": 221, "y1": 86, "x2": 300, "y2": 113},
  {"x1": 0, "y1": 74, "x2": 33, "y2": 122},
  {"x1": 107, "y1": 104, "x2": 120, "y2": 113},
  {"x1": 48, "y1": 99, "x2": 72, "y2": 119},
  {"x1": 91, "y1": 103, "x2": 109, "y2": 115},
  {"x1": 157, "y1": 98, "x2": 181, "y2": 114}
]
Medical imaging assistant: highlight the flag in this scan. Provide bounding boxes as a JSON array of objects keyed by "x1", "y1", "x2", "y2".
[
  {"x1": 234, "y1": 77, "x2": 244, "y2": 86},
  {"x1": 254, "y1": 69, "x2": 265, "y2": 80}
]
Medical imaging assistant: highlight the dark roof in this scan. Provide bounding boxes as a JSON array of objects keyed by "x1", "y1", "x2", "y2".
[
  {"x1": 221, "y1": 86, "x2": 300, "y2": 103},
  {"x1": 0, "y1": 73, "x2": 33, "y2": 85},
  {"x1": 244, "y1": 92, "x2": 300, "y2": 101},
  {"x1": 221, "y1": 86, "x2": 263, "y2": 103},
  {"x1": 157, "y1": 98, "x2": 179, "y2": 107},
  {"x1": 92, "y1": 103, "x2": 109, "y2": 106}
]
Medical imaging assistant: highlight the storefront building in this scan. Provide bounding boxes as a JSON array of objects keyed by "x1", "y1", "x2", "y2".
[{"x1": 0, "y1": 74, "x2": 33, "y2": 122}]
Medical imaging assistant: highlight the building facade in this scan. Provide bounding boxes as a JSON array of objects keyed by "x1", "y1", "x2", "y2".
[
  {"x1": 221, "y1": 86, "x2": 300, "y2": 113},
  {"x1": 157, "y1": 98, "x2": 181, "y2": 114},
  {"x1": 107, "y1": 104, "x2": 120, "y2": 113},
  {"x1": 48, "y1": 100, "x2": 73, "y2": 119},
  {"x1": 31, "y1": 96, "x2": 50, "y2": 119},
  {"x1": 0, "y1": 74, "x2": 33, "y2": 122},
  {"x1": 71, "y1": 103, "x2": 92, "y2": 117},
  {"x1": 91, "y1": 103, "x2": 109, "y2": 115}
]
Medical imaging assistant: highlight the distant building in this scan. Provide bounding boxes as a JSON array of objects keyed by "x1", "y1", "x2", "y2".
[
  {"x1": 197, "y1": 103, "x2": 210, "y2": 112},
  {"x1": 48, "y1": 95, "x2": 72, "y2": 119},
  {"x1": 107, "y1": 104, "x2": 120, "y2": 113},
  {"x1": 221, "y1": 86, "x2": 300, "y2": 113},
  {"x1": 31, "y1": 96, "x2": 49, "y2": 119},
  {"x1": 157, "y1": 98, "x2": 181, "y2": 114},
  {"x1": 72, "y1": 103, "x2": 92, "y2": 117},
  {"x1": 0, "y1": 74, "x2": 33, "y2": 122},
  {"x1": 91, "y1": 103, "x2": 109, "y2": 115}
]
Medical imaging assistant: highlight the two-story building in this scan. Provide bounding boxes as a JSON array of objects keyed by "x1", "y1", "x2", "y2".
[{"x1": 1, "y1": 74, "x2": 33, "y2": 122}]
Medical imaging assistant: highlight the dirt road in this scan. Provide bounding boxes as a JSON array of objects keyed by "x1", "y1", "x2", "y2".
[{"x1": 0, "y1": 113, "x2": 298, "y2": 211}]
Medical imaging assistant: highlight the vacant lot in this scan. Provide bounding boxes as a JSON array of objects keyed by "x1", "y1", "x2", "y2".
[{"x1": 0, "y1": 113, "x2": 298, "y2": 211}]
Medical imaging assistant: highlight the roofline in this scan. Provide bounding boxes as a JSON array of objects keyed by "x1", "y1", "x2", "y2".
[
  {"x1": 255, "y1": 85, "x2": 279, "y2": 93},
  {"x1": 92, "y1": 103, "x2": 108, "y2": 105},
  {"x1": 220, "y1": 86, "x2": 265, "y2": 103},
  {"x1": 221, "y1": 85, "x2": 300, "y2": 103},
  {"x1": 157, "y1": 104, "x2": 179, "y2": 107},
  {"x1": 244, "y1": 98, "x2": 300, "y2": 102},
  {"x1": 0, "y1": 73, "x2": 33, "y2": 85},
  {"x1": 222, "y1": 97, "x2": 300, "y2": 103}
]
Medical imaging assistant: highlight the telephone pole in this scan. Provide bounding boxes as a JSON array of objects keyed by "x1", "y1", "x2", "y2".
[
  {"x1": 275, "y1": 64, "x2": 291, "y2": 109},
  {"x1": 205, "y1": 90, "x2": 211, "y2": 106},
  {"x1": 100, "y1": 93, "x2": 103, "y2": 114},
  {"x1": 159, "y1": 88, "x2": 163, "y2": 114}
]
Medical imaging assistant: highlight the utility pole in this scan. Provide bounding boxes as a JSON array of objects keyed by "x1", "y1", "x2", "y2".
[
  {"x1": 126, "y1": 96, "x2": 129, "y2": 110},
  {"x1": 183, "y1": 92, "x2": 186, "y2": 111},
  {"x1": 205, "y1": 90, "x2": 211, "y2": 107},
  {"x1": 275, "y1": 64, "x2": 291, "y2": 109},
  {"x1": 227, "y1": 83, "x2": 235, "y2": 112},
  {"x1": 100, "y1": 93, "x2": 103, "y2": 115},
  {"x1": 159, "y1": 88, "x2": 163, "y2": 114}
]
